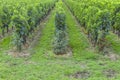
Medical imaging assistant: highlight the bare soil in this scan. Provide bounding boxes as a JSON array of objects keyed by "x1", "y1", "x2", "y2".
[
  {"x1": 70, "y1": 71, "x2": 90, "y2": 79},
  {"x1": 7, "y1": 50, "x2": 30, "y2": 58},
  {"x1": 103, "y1": 69, "x2": 117, "y2": 78}
]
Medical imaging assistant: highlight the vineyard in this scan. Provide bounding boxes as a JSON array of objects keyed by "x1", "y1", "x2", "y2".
[{"x1": 0, "y1": 0, "x2": 120, "y2": 79}]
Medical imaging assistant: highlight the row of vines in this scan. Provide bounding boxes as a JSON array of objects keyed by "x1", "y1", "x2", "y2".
[
  {"x1": 53, "y1": 1, "x2": 68, "y2": 55},
  {"x1": 64, "y1": 0, "x2": 120, "y2": 51},
  {"x1": 0, "y1": 0, "x2": 58, "y2": 52}
]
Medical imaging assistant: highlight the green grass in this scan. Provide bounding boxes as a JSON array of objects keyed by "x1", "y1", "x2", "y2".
[
  {"x1": 0, "y1": 36, "x2": 12, "y2": 50},
  {"x1": 0, "y1": 1, "x2": 120, "y2": 80},
  {"x1": 106, "y1": 32, "x2": 120, "y2": 54},
  {"x1": 63, "y1": 2, "x2": 98, "y2": 61}
]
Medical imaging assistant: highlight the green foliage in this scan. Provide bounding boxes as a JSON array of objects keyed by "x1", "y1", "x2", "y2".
[
  {"x1": 112, "y1": 4, "x2": 120, "y2": 36},
  {"x1": 53, "y1": 2, "x2": 68, "y2": 54},
  {"x1": 0, "y1": 4, "x2": 11, "y2": 36},
  {"x1": 64, "y1": 0, "x2": 112, "y2": 51},
  {"x1": 96, "y1": 10, "x2": 111, "y2": 51},
  {"x1": 0, "y1": 0, "x2": 58, "y2": 52},
  {"x1": 11, "y1": 11, "x2": 29, "y2": 52}
]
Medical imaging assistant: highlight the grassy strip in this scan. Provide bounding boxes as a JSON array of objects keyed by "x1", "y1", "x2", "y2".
[
  {"x1": 106, "y1": 33, "x2": 120, "y2": 54},
  {"x1": 30, "y1": 5, "x2": 56, "y2": 61},
  {"x1": 62, "y1": 2, "x2": 97, "y2": 60}
]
